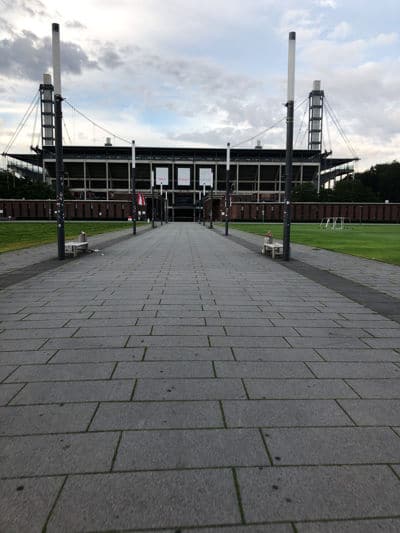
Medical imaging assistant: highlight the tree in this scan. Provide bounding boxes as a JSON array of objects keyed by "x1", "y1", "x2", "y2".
[
  {"x1": 331, "y1": 177, "x2": 379, "y2": 202},
  {"x1": 356, "y1": 161, "x2": 400, "y2": 202},
  {"x1": 0, "y1": 169, "x2": 72, "y2": 199},
  {"x1": 292, "y1": 182, "x2": 319, "y2": 202}
]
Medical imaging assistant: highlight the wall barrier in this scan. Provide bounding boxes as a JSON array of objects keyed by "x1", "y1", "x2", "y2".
[{"x1": 0, "y1": 199, "x2": 399, "y2": 223}]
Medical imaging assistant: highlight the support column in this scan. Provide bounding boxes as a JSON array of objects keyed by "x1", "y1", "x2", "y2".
[{"x1": 282, "y1": 31, "x2": 296, "y2": 262}]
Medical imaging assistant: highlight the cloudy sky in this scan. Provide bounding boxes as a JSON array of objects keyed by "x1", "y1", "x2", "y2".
[{"x1": 0, "y1": 0, "x2": 399, "y2": 170}]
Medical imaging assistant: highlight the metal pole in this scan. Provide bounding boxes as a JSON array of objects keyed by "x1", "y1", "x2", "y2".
[
  {"x1": 282, "y1": 31, "x2": 296, "y2": 261},
  {"x1": 160, "y1": 183, "x2": 163, "y2": 225},
  {"x1": 198, "y1": 190, "x2": 201, "y2": 224},
  {"x1": 52, "y1": 23, "x2": 64, "y2": 260},
  {"x1": 202, "y1": 183, "x2": 206, "y2": 226},
  {"x1": 165, "y1": 191, "x2": 168, "y2": 223},
  {"x1": 151, "y1": 170, "x2": 155, "y2": 228},
  {"x1": 209, "y1": 186, "x2": 213, "y2": 228},
  {"x1": 225, "y1": 142, "x2": 230, "y2": 235},
  {"x1": 131, "y1": 140, "x2": 136, "y2": 235}
]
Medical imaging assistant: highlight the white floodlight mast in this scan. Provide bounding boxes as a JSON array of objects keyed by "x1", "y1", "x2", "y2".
[{"x1": 52, "y1": 23, "x2": 62, "y2": 96}]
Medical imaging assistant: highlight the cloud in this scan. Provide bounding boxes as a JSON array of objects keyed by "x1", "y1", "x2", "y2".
[
  {"x1": 278, "y1": 9, "x2": 322, "y2": 40},
  {"x1": 370, "y1": 32, "x2": 398, "y2": 46},
  {"x1": 1, "y1": 0, "x2": 47, "y2": 17},
  {"x1": 0, "y1": 30, "x2": 98, "y2": 81},
  {"x1": 65, "y1": 20, "x2": 86, "y2": 30},
  {"x1": 318, "y1": 0, "x2": 337, "y2": 7},
  {"x1": 328, "y1": 21, "x2": 351, "y2": 40}
]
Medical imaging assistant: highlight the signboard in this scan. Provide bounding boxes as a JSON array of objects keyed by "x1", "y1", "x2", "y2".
[
  {"x1": 155, "y1": 167, "x2": 169, "y2": 186},
  {"x1": 199, "y1": 168, "x2": 213, "y2": 187},
  {"x1": 177, "y1": 167, "x2": 190, "y2": 186}
]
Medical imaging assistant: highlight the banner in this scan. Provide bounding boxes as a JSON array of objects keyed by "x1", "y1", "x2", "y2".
[
  {"x1": 177, "y1": 167, "x2": 190, "y2": 186},
  {"x1": 156, "y1": 167, "x2": 169, "y2": 186},
  {"x1": 199, "y1": 168, "x2": 213, "y2": 187},
  {"x1": 137, "y1": 193, "x2": 145, "y2": 206}
]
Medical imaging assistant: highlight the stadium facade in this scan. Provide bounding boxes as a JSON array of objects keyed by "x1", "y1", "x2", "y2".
[{"x1": 6, "y1": 79, "x2": 356, "y2": 221}]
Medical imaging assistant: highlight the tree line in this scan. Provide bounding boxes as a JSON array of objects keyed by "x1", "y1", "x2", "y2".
[
  {"x1": 293, "y1": 161, "x2": 400, "y2": 203},
  {"x1": 0, "y1": 169, "x2": 72, "y2": 199}
]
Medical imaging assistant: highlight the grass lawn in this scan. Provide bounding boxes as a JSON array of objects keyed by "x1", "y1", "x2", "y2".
[
  {"x1": 0, "y1": 221, "x2": 145, "y2": 253},
  {"x1": 228, "y1": 222, "x2": 400, "y2": 266}
]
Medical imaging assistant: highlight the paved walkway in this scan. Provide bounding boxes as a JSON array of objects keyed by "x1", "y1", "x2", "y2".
[
  {"x1": 225, "y1": 225, "x2": 400, "y2": 300},
  {"x1": 1, "y1": 223, "x2": 400, "y2": 532}
]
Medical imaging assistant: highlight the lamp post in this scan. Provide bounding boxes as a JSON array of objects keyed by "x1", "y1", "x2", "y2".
[
  {"x1": 202, "y1": 183, "x2": 206, "y2": 226},
  {"x1": 151, "y1": 170, "x2": 155, "y2": 228},
  {"x1": 225, "y1": 142, "x2": 230, "y2": 235},
  {"x1": 131, "y1": 140, "x2": 136, "y2": 235},
  {"x1": 52, "y1": 23, "x2": 65, "y2": 260},
  {"x1": 159, "y1": 183, "x2": 164, "y2": 226},
  {"x1": 209, "y1": 184, "x2": 214, "y2": 229},
  {"x1": 282, "y1": 31, "x2": 296, "y2": 261}
]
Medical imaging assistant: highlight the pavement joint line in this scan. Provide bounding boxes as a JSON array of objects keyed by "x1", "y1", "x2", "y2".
[
  {"x1": 218, "y1": 400, "x2": 227, "y2": 428},
  {"x1": 85, "y1": 402, "x2": 100, "y2": 431},
  {"x1": 334, "y1": 399, "x2": 358, "y2": 426},
  {"x1": 294, "y1": 516, "x2": 400, "y2": 527},
  {"x1": 241, "y1": 379, "x2": 251, "y2": 400},
  {"x1": 259, "y1": 428, "x2": 273, "y2": 466},
  {"x1": 2, "y1": 426, "x2": 399, "y2": 441},
  {"x1": 130, "y1": 379, "x2": 138, "y2": 401},
  {"x1": 5, "y1": 383, "x2": 26, "y2": 406},
  {"x1": 342, "y1": 379, "x2": 363, "y2": 399},
  {"x1": 232, "y1": 467, "x2": 246, "y2": 524},
  {"x1": 41, "y1": 474, "x2": 68, "y2": 533},
  {"x1": 303, "y1": 362, "x2": 320, "y2": 379},
  {"x1": 110, "y1": 431, "x2": 123, "y2": 472}
]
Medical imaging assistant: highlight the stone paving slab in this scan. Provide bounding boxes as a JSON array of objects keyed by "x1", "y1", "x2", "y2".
[
  {"x1": 244, "y1": 379, "x2": 357, "y2": 399},
  {"x1": 315, "y1": 348, "x2": 400, "y2": 362},
  {"x1": 42, "y1": 335, "x2": 129, "y2": 350},
  {"x1": 263, "y1": 427, "x2": 400, "y2": 465},
  {"x1": 214, "y1": 361, "x2": 313, "y2": 378},
  {"x1": 0, "y1": 476, "x2": 64, "y2": 533},
  {"x1": 50, "y1": 347, "x2": 144, "y2": 363},
  {"x1": 0, "y1": 403, "x2": 97, "y2": 435},
  {"x1": 232, "y1": 347, "x2": 322, "y2": 361},
  {"x1": 307, "y1": 362, "x2": 400, "y2": 378},
  {"x1": 237, "y1": 465, "x2": 400, "y2": 522},
  {"x1": 347, "y1": 379, "x2": 400, "y2": 398},
  {"x1": 90, "y1": 400, "x2": 224, "y2": 430},
  {"x1": 134, "y1": 378, "x2": 246, "y2": 400},
  {"x1": 5, "y1": 362, "x2": 115, "y2": 382},
  {"x1": 127, "y1": 335, "x2": 210, "y2": 347},
  {"x1": 47, "y1": 470, "x2": 241, "y2": 531},
  {"x1": 0, "y1": 350, "x2": 55, "y2": 365},
  {"x1": 210, "y1": 336, "x2": 290, "y2": 347},
  {"x1": 114, "y1": 428, "x2": 269, "y2": 470},
  {"x1": 11, "y1": 379, "x2": 134, "y2": 404},
  {"x1": 223, "y1": 400, "x2": 353, "y2": 427},
  {"x1": 295, "y1": 518, "x2": 400, "y2": 533},
  {"x1": 338, "y1": 399, "x2": 400, "y2": 425},
  {"x1": 144, "y1": 346, "x2": 234, "y2": 360},
  {"x1": 0, "y1": 431, "x2": 119, "y2": 476},
  {"x1": 113, "y1": 361, "x2": 213, "y2": 378}
]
